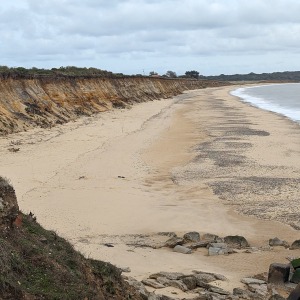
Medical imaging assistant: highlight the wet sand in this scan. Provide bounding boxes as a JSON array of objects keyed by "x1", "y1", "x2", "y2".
[{"x1": 0, "y1": 86, "x2": 299, "y2": 295}]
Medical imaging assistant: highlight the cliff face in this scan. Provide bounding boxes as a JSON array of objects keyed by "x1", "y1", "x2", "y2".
[{"x1": 0, "y1": 76, "x2": 228, "y2": 135}]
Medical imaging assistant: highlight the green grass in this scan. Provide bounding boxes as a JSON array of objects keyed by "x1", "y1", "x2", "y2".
[{"x1": 0, "y1": 214, "x2": 140, "y2": 300}]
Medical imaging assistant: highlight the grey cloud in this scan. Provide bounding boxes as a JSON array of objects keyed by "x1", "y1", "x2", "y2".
[{"x1": 1, "y1": 0, "x2": 300, "y2": 75}]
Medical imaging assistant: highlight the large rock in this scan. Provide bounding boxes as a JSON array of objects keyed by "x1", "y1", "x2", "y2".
[
  {"x1": 290, "y1": 240, "x2": 300, "y2": 250},
  {"x1": 0, "y1": 177, "x2": 19, "y2": 231},
  {"x1": 268, "y1": 263, "x2": 290, "y2": 284},
  {"x1": 173, "y1": 245, "x2": 192, "y2": 254},
  {"x1": 164, "y1": 236, "x2": 184, "y2": 248},
  {"x1": 224, "y1": 235, "x2": 249, "y2": 249},
  {"x1": 149, "y1": 272, "x2": 184, "y2": 281},
  {"x1": 202, "y1": 233, "x2": 222, "y2": 242},
  {"x1": 241, "y1": 278, "x2": 266, "y2": 285},
  {"x1": 269, "y1": 295, "x2": 286, "y2": 300},
  {"x1": 288, "y1": 283, "x2": 300, "y2": 300},
  {"x1": 183, "y1": 231, "x2": 200, "y2": 242},
  {"x1": 269, "y1": 237, "x2": 289, "y2": 248},
  {"x1": 208, "y1": 243, "x2": 229, "y2": 256},
  {"x1": 194, "y1": 273, "x2": 216, "y2": 284},
  {"x1": 181, "y1": 276, "x2": 197, "y2": 290},
  {"x1": 141, "y1": 279, "x2": 165, "y2": 289},
  {"x1": 125, "y1": 277, "x2": 149, "y2": 300}
]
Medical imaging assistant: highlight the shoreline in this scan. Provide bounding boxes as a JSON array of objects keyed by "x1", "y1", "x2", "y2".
[
  {"x1": 231, "y1": 83, "x2": 300, "y2": 124},
  {"x1": 0, "y1": 85, "x2": 299, "y2": 296}
]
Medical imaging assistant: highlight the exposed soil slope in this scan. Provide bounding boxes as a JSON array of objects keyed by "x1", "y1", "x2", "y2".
[{"x1": 0, "y1": 76, "x2": 228, "y2": 135}]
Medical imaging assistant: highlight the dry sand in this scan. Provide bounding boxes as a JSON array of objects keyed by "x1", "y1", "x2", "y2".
[{"x1": 0, "y1": 86, "x2": 300, "y2": 296}]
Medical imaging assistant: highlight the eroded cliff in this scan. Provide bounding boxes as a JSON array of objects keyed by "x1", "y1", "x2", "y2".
[{"x1": 0, "y1": 76, "x2": 228, "y2": 135}]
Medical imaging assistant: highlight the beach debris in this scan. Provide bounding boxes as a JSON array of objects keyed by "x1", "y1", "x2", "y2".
[
  {"x1": 28, "y1": 211, "x2": 37, "y2": 222},
  {"x1": 103, "y1": 243, "x2": 114, "y2": 247},
  {"x1": 117, "y1": 175, "x2": 126, "y2": 179},
  {"x1": 183, "y1": 231, "x2": 200, "y2": 242},
  {"x1": 269, "y1": 237, "x2": 290, "y2": 248},
  {"x1": 268, "y1": 263, "x2": 290, "y2": 284},
  {"x1": 290, "y1": 240, "x2": 300, "y2": 250},
  {"x1": 8, "y1": 147, "x2": 20, "y2": 152},
  {"x1": 173, "y1": 245, "x2": 192, "y2": 254},
  {"x1": 78, "y1": 176, "x2": 86, "y2": 180},
  {"x1": 224, "y1": 235, "x2": 249, "y2": 249}
]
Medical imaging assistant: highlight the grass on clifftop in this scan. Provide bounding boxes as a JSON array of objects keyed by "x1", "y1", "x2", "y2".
[{"x1": 0, "y1": 214, "x2": 141, "y2": 300}]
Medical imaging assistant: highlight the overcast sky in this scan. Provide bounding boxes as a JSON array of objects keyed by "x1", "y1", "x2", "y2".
[{"x1": 1, "y1": 0, "x2": 300, "y2": 75}]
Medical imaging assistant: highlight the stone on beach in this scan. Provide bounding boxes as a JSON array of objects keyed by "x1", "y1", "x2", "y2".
[
  {"x1": 224, "y1": 235, "x2": 249, "y2": 249},
  {"x1": 269, "y1": 237, "x2": 289, "y2": 248},
  {"x1": 164, "y1": 236, "x2": 184, "y2": 248},
  {"x1": 268, "y1": 263, "x2": 290, "y2": 284},
  {"x1": 208, "y1": 243, "x2": 229, "y2": 256},
  {"x1": 183, "y1": 231, "x2": 201, "y2": 242},
  {"x1": 290, "y1": 240, "x2": 300, "y2": 250},
  {"x1": 173, "y1": 245, "x2": 192, "y2": 254}
]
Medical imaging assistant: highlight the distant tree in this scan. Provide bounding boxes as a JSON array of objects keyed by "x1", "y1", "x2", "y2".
[
  {"x1": 149, "y1": 71, "x2": 158, "y2": 76},
  {"x1": 185, "y1": 70, "x2": 200, "y2": 79},
  {"x1": 165, "y1": 70, "x2": 177, "y2": 78}
]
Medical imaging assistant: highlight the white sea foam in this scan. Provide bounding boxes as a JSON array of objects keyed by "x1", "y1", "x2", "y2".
[{"x1": 231, "y1": 85, "x2": 300, "y2": 123}]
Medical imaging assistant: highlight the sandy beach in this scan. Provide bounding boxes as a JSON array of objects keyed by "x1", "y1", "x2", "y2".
[{"x1": 1, "y1": 85, "x2": 300, "y2": 297}]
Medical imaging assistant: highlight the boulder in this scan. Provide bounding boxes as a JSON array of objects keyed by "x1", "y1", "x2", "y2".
[
  {"x1": 0, "y1": 177, "x2": 19, "y2": 232},
  {"x1": 269, "y1": 237, "x2": 289, "y2": 248},
  {"x1": 164, "y1": 236, "x2": 184, "y2": 248},
  {"x1": 202, "y1": 233, "x2": 222, "y2": 242},
  {"x1": 188, "y1": 241, "x2": 209, "y2": 249},
  {"x1": 241, "y1": 277, "x2": 266, "y2": 285},
  {"x1": 208, "y1": 286, "x2": 230, "y2": 295},
  {"x1": 247, "y1": 283, "x2": 268, "y2": 297},
  {"x1": 193, "y1": 271, "x2": 228, "y2": 282},
  {"x1": 141, "y1": 279, "x2": 165, "y2": 289},
  {"x1": 269, "y1": 295, "x2": 286, "y2": 300},
  {"x1": 288, "y1": 283, "x2": 300, "y2": 300},
  {"x1": 126, "y1": 277, "x2": 149, "y2": 300},
  {"x1": 173, "y1": 245, "x2": 192, "y2": 254},
  {"x1": 290, "y1": 240, "x2": 300, "y2": 250},
  {"x1": 183, "y1": 231, "x2": 200, "y2": 242},
  {"x1": 224, "y1": 235, "x2": 249, "y2": 249},
  {"x1": 181, "y1": 276, "x2": 197, "y2": 290},
  {"x1": 208, "y1": 243, "x2": 229, "y2": 256},
  {"x1": 149, "y1": 272, "x2": 184, "y2": 281},
  {"x1": 268, "y1": 263, "x2": 290, "y2": 284},
  {"x1": 194, "y1": 273, "x2": 216, "y2": 284}
]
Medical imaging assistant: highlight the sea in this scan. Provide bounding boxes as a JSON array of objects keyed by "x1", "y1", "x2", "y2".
[{"x1": 231, "y1": 83, "x2": 300, "y2": 123}]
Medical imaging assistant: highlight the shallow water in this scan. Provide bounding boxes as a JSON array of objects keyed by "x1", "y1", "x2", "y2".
[{"x1": 231, "y1": 83, "x2": 300, "y2": 122}]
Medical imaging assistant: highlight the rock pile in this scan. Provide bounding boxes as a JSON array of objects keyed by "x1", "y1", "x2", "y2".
[
  {"x1": 164, "y1": 232, "x2": 250, "y2": 256},
  {"x1": 126, "y1": 270, "x2": 287, "y2": 300}
]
